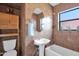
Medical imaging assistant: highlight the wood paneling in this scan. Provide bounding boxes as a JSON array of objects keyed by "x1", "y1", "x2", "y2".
[
  {"x1": 0, "y1": 13, "x2": 9, "y2": 29},
  {"x1": 9, "y1": 14, "x2": 19, "y2": 29},
  {"x1": 0, "y1": 13, "x2": 19, "y2": 29},
  {"x1": 0, "y1": 4, "x2": 21, "y2": 15},
  {"x1": 53, "y1": 3, "x2": 79, "y2": 52},
  {"x1": 0, "y1": 3, "x2": 22, "y2": 10},
  {"x1": 20, "y1": 4, "x2": 26, "y2": 55}
]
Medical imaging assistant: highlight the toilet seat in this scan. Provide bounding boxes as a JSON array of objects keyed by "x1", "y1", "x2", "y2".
[{"x1": 3, "y1": 50, "x2": 17, "y2": 56}]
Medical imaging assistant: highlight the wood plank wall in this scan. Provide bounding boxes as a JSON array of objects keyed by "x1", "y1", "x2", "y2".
[{"x1": 20, "y1": 4, "x2": 26, "y2": 55}]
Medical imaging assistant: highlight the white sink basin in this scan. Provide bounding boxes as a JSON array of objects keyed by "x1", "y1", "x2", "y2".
[
  {"x1": 34, "y1": 38, "x2": 50, "y2": 56},
  {"x1": 34, "y1": 38, "x2": 50, "y2": 45}
]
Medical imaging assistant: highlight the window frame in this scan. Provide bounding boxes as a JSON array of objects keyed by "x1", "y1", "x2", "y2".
[{"x1": 58, "y1": 6, "x2": 79, "y2": 31}]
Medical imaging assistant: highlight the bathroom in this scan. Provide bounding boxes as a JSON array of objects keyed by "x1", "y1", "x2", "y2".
[
  {"x1": 0, "y1": 3, "x2": 79, "y2": 56},
  {"x1": 25, "y1": 3, "x2": 79, "y2": 56}
]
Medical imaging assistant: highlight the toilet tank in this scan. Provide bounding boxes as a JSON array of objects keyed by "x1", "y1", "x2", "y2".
[{"x1": 3, "y1": 39, "x2": 16, "y2": 51}]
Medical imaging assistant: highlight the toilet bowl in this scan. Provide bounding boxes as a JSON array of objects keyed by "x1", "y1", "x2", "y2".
[
  {"x1": 3, "y1": 50, "x2": 17, "y2": 56},
  {"x1": 2, "y1": 39, "x2": 17, "y2": 56}
]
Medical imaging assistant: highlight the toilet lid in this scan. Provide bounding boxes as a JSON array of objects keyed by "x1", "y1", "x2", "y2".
[{"x1": 3, "y1": 50, "x2": 17, "y2": 56}]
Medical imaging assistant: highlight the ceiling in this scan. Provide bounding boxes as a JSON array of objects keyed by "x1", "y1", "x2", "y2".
[
  {"x1": 49, "y1": 3, "x2": 60, "y2": 7},
  {"x1": 0, "y1": 3, "x2": 23, "y2": 9},
  {"x1": 0, "y1": 3, "x2": 60, "y2": 10}
]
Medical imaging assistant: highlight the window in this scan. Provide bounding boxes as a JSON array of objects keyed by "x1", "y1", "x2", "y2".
[{"x1": 59, "y1": 6, "x2": 79, "y2": 31}]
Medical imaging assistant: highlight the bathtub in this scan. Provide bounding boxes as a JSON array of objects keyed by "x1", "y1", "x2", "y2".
[{"x1": 45, "y1": 44, "x2": 79, "y2": 56}]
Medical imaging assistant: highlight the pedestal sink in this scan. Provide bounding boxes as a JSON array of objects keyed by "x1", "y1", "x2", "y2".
[{"x1": 34, "y1": 38, "x2": 50, "y2": 56}]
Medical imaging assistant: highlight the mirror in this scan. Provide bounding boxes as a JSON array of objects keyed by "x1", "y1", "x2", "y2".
[{"x1": 32, "y1": 8, "x2": 44, "y2": 32}]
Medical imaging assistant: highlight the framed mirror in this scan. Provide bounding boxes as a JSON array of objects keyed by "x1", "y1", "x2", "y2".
[{"x1": 32, "y1": 8, "x2": 44, "y2": 32}]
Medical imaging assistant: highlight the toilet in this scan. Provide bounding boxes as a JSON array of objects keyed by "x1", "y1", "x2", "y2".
[{"x1": 2, "y1": 39, "x2": 17, "y2": 56}]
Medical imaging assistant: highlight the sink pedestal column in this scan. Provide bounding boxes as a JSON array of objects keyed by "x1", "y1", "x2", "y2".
[
  {"x1": 34, "y1": 38, "x2": 50, "y2": 56},
  {"x1": 39, "y1": 44, "x2": 45, "y2": 56}
]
